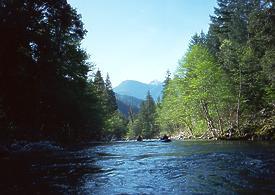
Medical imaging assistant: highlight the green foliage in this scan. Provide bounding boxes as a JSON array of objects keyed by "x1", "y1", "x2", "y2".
[
  {"x1": 158, "y1": 45, "x2": 233, "y2": 137},
  {"x1": 92, "y1": 70, "x2": 126, "y2": 140},
  {"x1": 0, "y1": 0, "x2": 121, "y2": 142},
  {"x1": 103, "y1": 111, "x2": 128, "y2": 140},
  {"x1": 158, "y1": 0, "x2": 275, "y2": 139},
  {"x1": 189, "y1": 31, "x2": 207, "y2": 48},
  {"x1": 105, "y1": 74, "x2": 118, "y2": 113},
  {"x1": 261, "y1": 49, "x2": 275, "y2": 103},
  {"x1": 1, "y1": 0, "x2": 273, "y2": 141},
  {"x1": 92, "y1": 70, "x2": 110, "y2": 118},
  {"x1": 128, "y1": 91, "x2": 159, "y2": 139},
  {"x1": 127, "y1": 118, "x2": 143, "y2": 139}
]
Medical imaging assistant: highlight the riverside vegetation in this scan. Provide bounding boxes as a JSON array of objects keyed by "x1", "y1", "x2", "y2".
[
  {"x1": 157, "y1": 0, "x2": 275, "y2": 140},
  {"x1": 0, "y1": 0, "x2": 274, "y2": 144},
  {"x1": 0, "y1": 0, "x2": 124, "y2": 143}
]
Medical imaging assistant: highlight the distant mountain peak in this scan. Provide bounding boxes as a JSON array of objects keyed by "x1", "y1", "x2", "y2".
[
  {"x1": 114, "y1": 80, "x2": 163, "y2": 101},
  {"x1": 149, "y1": 80, "x2": 162, "y2": 86}
]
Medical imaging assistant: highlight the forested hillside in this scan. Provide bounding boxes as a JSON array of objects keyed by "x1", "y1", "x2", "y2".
[
  {"x1": 157, "y1": 0, "x2": 275, "y2": 140},
  {"x1": 115, "y1": 94, "x2": 142, "y2": 117}
]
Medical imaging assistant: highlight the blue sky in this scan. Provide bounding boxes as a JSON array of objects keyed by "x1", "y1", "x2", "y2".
[{"x1": 68, "y1": 0, "x2": 217, "y2": 87}]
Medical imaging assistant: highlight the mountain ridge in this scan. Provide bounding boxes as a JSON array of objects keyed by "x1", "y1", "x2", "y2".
[
  {"x1": 114, "y1": 80, "x2": 163, "y2": 101},
  {"x1": 115, "y1": 93, "x2": 143, "y2": 117}
]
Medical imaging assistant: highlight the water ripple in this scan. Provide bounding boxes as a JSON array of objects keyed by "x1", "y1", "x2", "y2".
[{"x1": 1, "y1": 140, "x2": 275, "y2": 194}]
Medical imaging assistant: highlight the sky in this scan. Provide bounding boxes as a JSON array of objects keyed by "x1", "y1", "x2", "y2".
[{"x1": 68, "y1": 0, "x2": 217, "y2": 87}]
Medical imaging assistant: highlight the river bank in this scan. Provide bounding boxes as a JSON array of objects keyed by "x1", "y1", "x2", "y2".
[{"x1": 171, "y1": 127, "x2": 275, "y2": 141}]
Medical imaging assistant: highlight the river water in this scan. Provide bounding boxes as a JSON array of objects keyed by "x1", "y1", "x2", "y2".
[{"x1": 1, "y1": 140, "x2": 275, "y2": 194}]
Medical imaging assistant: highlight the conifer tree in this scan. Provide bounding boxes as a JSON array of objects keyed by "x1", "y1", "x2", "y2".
[
  {"x1": 162, "y1": 70, "x2": 171, "y2": 99},
  {"x1": 93, "y1": 70, "x2": 108, "y2": 116},
  {"x1": 0, "y1": 0, "x2": 107, "y2": 141},
  {"x1": 105, "y1": 73, "x2": 118, "y2": 113},
  {"x1": 129, "y1": 91, "x2": 158, "y2": 139}
]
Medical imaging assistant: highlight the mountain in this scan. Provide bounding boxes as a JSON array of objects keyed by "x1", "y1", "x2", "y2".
[
  {"x1": 149, "y1": 80, "x2": 162, "y2": 86},
  {"x1": 116, "y1": 94, "x2": 143, "y2": 109},
  {"x1": 114, "y1": 80, "x2": 163, "y2": 101},
  {"x1": 115, "y1": 94, "x2": 142, "y2": 117}
]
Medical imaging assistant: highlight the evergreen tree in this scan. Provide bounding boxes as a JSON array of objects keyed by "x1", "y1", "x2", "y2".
[
  {"x1": 189, "y1": 31, "x2": 207, "y2": 48},
  {"x1": 92, "y1": 71, "x2": 127, "y2": 140},
  {"x1": 210, "y1": 0, "x2": 254, "y2": 44},
  {"x1": 93, "y1": 70, "x2": 118, "y2": 117},
  {"x1": 162, "y1": 70, "x2": 171, "y2": 99},
  {"x1": 93, "y1": 70, "x2": 108, "y2": 115},
  {"x1": 129, "y1": 91, "x2": 158, "y2": 139},
  {"x1": 105, "y1": 73, "x2": 118, "y2": 113},
  {"x1": 247, "y1": 0, "x2": 275, "y2": 105},
  {"x1": 0, "y1": 0, "x2": 103, "y2": 141}
]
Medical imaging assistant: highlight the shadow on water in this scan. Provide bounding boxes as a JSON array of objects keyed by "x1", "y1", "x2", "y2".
[
  {"x1": 0, "y1": 142, "x2": 101, "y2": 194},
  {"x1": 1, "y1": 140, "x2": 275, "y2": 194}
]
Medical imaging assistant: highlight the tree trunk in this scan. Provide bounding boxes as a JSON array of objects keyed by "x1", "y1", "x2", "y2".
[
  {"x1": 183, "y1": 120, "x2": 193, "y2": 136},
  {"x1": 200, "y1": 100, "x2": 218, "y2": 137},
  {"x1": 214, "y1": 103, "x2": 223, "y2": 135},
  {"x1": 236, "y1": 64, "x2": 242, "y2": 135}
]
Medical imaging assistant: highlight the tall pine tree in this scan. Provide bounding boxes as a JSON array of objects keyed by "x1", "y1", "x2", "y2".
[
  {"x1": 105, "y1": 73, "x2": 118, "y2": 113},
  {"x1": 129, "y1": 91, "x2": 158, "y2": 139}
]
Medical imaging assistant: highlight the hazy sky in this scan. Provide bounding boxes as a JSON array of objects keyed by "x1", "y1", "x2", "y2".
[{"x1": 68, "y1": 0, "x2": 217, "y2": 87}]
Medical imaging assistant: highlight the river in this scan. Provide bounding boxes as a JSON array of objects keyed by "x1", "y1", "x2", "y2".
[{"x1": 1, "y1": 140, "x2": 275, "y2": 194}]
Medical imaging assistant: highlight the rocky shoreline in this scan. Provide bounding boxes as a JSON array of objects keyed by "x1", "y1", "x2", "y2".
[{"x1": 171, "y1": 129, "x2": 275, "y2": 141}]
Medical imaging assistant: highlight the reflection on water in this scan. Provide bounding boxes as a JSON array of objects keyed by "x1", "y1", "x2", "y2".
[{"x1": 1, "y1": 140, "x2": 275, "y2": 194}]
